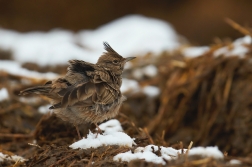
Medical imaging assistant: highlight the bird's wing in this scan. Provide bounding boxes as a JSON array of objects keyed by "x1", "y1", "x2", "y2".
[
  {"x1": 50, "y1": 81, "x2": 95, "y2": 109},
  {"x1": 68, "y1": 60, "x2": 120, "y2": 91},
  {"x1": 68, "y1": 60, "x2": 96, "y2": 74},
  {"x1": 49, "y1": 60, "x2": 120, "y2": 109},
  {"x1": 86, "y1": 70, "x2": 111, "y2": 83},
  {"x1": 65, "y1": 60, "x2": 97, "y2": 85},
  {"x1": 86, "y1": 69, "x2": 121, "y2": 93},
  {"x1": 50, "y1": 81, "x2": 118, "y2": 109}
]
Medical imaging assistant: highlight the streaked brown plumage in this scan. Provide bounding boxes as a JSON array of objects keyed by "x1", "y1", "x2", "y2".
[{"x1": 20, "y1": 42, "x2": 135, "y2": 139}]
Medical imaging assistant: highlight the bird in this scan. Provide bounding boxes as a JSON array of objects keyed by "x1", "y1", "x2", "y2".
[{"x1": 20, "y1": 42, "x2": 136, "y2": 139}]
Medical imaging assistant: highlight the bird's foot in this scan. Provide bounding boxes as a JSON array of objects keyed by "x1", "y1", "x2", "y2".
[
  {"x1": 95, "y1": 123, "x2": 104, "y2": 138},
  {"x1": 74, "y1": 125, "x2": 82, "y2": 140}
]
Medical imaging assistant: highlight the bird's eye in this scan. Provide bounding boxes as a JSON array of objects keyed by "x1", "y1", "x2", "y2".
[{"x1": 113, "y1": 60, "x2": 119, "y2": 64}]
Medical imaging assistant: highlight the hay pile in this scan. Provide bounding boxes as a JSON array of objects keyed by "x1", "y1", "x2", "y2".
[{"x1": 140, "y1": 45, "x2": 252, "y2": 156}]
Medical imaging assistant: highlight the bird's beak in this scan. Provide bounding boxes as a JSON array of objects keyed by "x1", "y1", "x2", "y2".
[{"x1": 124, "y1": 57, "x2": 136, "y2": 62}]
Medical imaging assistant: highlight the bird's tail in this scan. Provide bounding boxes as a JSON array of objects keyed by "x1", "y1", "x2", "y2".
[{"x1": 19, "y1": 86, "x2": 52, "y2": 96}]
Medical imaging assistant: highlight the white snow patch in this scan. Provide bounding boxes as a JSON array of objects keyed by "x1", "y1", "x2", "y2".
[
  {"x1": 113, "y1": 145, "x2": 184, "y2": 165},
  {"x1": 214, "y1": 36, "x2": 252, "y2": 57},
  {"x1": 183, "y1": 46, "x2": 209, "y2": 57},
  {"x1": 161, "y1": 146, "x2": 181, "y2": 161},
  {"x1": 0, "y1": 15, "x2": 181, "y2": 66},
  {"x1": 0, "y1": 29, "x2": 95, "y2": 65},
  {"x1": 188, "y1": 146, "x2": 224, "y2": 159},
  {"x1": 121, "y1": 79, "x2": 160, "y2": 97},
  {"x1": 133, "y1": 65, "x2": 158, "y2": 79},
  {"x1": 78, "y1": 15, "x2": 181, "y2": 57},
  {"x1": 228, "y1": 159, "x2": 242, "y2": 165},
  {"x1": 38, "y1": 104, "x2": 51, "y2": 114},
  {"x1": 114, "y1": 145, "x2": 224, "y2": 165},
  {"x1": 98, "y1": 119, "x2": 123, "y2": 133},
  {"x1": 0, "y1": 88, "x2": 9, "y2": 101},
  {"x1": 121, "y1": 79, "x2": 140, "y2": 93},
  {"x1": 142, "y1": 86, "x2": 160, "y2": 97},
  {"x1": 132, "y1": 69, "x2": 144, "y2": 79},
  {"x1": 0, "y1": 60, "x2": 58, "y2": 80},
  {"x1": 69, "y1": 119, "x2": 135, "y2": 149},
  {"x1": 114, "y1": 150, "x2": 165, "y2": 165},
  {"x1": 143, "y1": 65, "x2": 158, "y2": 77},
  {"x1": 0, "y1": 152, "x2": 26, "y2": 162}
]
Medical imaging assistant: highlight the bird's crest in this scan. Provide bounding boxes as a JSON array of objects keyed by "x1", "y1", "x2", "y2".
[
  {"x1": 103, "y1": 42, "x2": 122, "y2": 58},
  {"x1": 103, "y1": 42, "x2": 118, "y2": 54}
]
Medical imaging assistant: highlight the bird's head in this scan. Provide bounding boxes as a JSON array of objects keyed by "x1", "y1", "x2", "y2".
[{"x1": 97, "y1": 42, "x2": 135, "y2": 75}]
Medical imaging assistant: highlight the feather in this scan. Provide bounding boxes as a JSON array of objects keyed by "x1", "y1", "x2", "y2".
[{"x1": 103, "y1": 41, "x2": 118, "y2": 54}]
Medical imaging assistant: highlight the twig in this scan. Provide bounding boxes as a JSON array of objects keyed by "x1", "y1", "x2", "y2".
[
  {"x1": 146, "y1": 98, "x2": 168, "y2": 134},
  {"x1": 143, "y1": 127, "x2": 154, "y2": 144},
  {"x1": 28, "y1": 143, "x2": 42, "y2": 149},
  {"x1": 191, "y1": 157, "x2": 211, "y2": 165},
  {"x1": 87, "y1": 152, "x2": 94, "y2": 167},
  {"x1": 225, "y1": 18, "x2": 252, "y2": 37},
  {"x1": 161, "y1": 130, "x2": 165, "y2": 140},
  {"x1": 12, "y1": 159, "x2": 23, "y2": 167},
  {"x1": 68, "y1": 160, "x2": 76, "y2": 167},
  {"x1": 184, "y1": 141, "x2": 193, "y2": 163},
  {"x1": 186, "y1": 141, "x2": 193, "y2": 154},
  {"x1": 49, "y1": 152, "x2": 77, "y2": 167},
  {"x1": 0, "y1": 103, "x2": 21, "y2": 115},
  {"x1": 179, "y1": 141, "x2": 184, "y2": 154},
  {"x1": 0, "y1": 133, "x2": 33, "y2": 138}
]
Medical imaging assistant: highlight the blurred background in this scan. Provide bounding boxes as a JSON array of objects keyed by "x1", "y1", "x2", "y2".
[
  {"x1": 1, "y1": 1, "x2": 252, "y2": 165},
  {"x1": 0, "y1": 0, "x2": 251, "y2": 45}
]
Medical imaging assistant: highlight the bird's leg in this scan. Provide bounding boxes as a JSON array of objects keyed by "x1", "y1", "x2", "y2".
[
  {"x1": 95, "y1": 123, "x2": 102, "y2": 138},
  {"x1": 95, "y1": 123, "x2": 102, "y2": 133},
  {"x1": 74, "y1": 124, "x2": 81, "y2": 140}
]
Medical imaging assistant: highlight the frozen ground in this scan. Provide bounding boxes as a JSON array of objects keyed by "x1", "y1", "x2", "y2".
[
  {"x1": 0, "y1": 60, "x2": 57, "y2": 80},
  {"x1": 0, "y1": 152, "x2": 25, "y2": 163},
  {"x1": 214, "y1": 35, "x2": 252, "y2": 57},
  {"x1": 0, "y1": 88, "x2": 9, "y2": 101},
  {"x1": 69, "y1": 119, "x2": 224, "y2": 165},
  {"x1": 183, "y1": 35, "x2": 252, "y2": 57},
  {"x1": 70, "y1": 119, "x2": 135, "y2": 149}
]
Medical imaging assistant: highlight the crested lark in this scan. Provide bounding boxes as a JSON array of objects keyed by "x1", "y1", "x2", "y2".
[{"x1": 20, "y1": 42, "x2": 135, "y2": 139}]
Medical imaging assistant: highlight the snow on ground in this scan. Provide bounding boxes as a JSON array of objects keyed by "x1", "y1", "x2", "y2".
[
  {"x1": 114, "y1": 145, "x2": 224, "y2": 165},
  {"x1": 69, "y1": 119, "x2": 224, "y2": 165},
  {"x1": 69, "y1": 119, "x2": 135, "y2": 149},
  {"x1": 132, "y1": 64, "x2": 158, "y2": 79},
  {"x1": 121, "y1": 78, "x2": 160, "y2": 97},
  {"x1": 189, "y1": 146, "x2": 224, "y2": 159},
  {"x1": 142, "y1": 86, "x2": 160, "y2": 97},
  {"x1": 183, "y1": 35, "x2": 252, "y2": 58},
  {"x1": 0, "y1": 88, "x2": 9, "y2": 101},
  {"x1": 228, "y1": 159, "x2": 242, "y2": 165},
  {"x1": 120, "y1": 79, "x2": 140, "y2": 93},
  {"x1": 114, "y1": 145, "x2": 183, "y2": 165},
  {"x1": 214, "y1": 35, "x2": 252, "y2": 57},
  {"x1": 38, "y1": 104, "x2": 52, "y2": 114},
  {"x1": 0, "y1": 152, "x2": 25, "y2": 162},
  {"x1": 78, "y1": 15, "x2": 181, "y2": 57},
  {"x1": 142, "y1": 65, "x2": 158, "y2": 77},
  {"x1": 0, "y1": 60, "x2": 57, "y2": 80},
  {"x1": 0, "y1": 15, "x2": 181, "y2": 66},
  {"x1": 182, "y1": 46, "x2": 210, "y2": 57}
]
